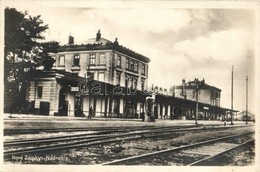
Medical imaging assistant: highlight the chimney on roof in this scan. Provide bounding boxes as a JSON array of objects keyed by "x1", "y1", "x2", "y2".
[
  {"x1": 181, "y1": 79, "x2": 186, "y2": 98},
  {"x1": 96, "y1": 29, "x2": 101, "y2": 41},
  {"x1": 68, "y1": 35, "x2": 74, "y2": 45}
]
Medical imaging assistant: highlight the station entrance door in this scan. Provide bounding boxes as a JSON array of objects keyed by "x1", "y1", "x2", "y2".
[{"x1": 74, "y1": 93, "x2": 83, "y2": 117}]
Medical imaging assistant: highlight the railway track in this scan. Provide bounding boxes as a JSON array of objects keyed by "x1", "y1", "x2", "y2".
[
  {"x1": 187, "y1": 139, "x2": 254, "y2": 166},
  {"x1": 4, "y1": 125, "x2": 252, "y2": 159},
  {"x1": 5, "y1": 123, "x2": 253, "y2": 135},
  {"x1": 4, "y1": 125, "x2": 159, "y2": 135},
  {"x1": 5, "y1": 124, "x2": 251, "y2": 143},
  {"x1": 4, "y1": 125, "x2": 209, "y2": 157},
  {"x1": 4, "y1": 125, "x2": 206, "y2": 144},
  {"x1": 102, "y1": 132, "x2": 254, "y2": 165}
]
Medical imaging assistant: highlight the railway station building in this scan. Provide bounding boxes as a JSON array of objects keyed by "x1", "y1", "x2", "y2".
[
  {"x1": 17, "y1": 30, "x2": 237, "y2": 120},
  {"x1": 24, "y1": 30, "x2": 151, "y2": 117}
]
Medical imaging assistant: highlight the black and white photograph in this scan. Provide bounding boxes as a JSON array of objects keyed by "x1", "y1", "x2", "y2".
[{"x1": 1, "y1": 0, "x2": 259, "y2": 171}]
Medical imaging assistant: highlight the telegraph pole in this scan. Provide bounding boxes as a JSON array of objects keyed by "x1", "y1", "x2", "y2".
[
  {"x1": 231, "y1": 65, "x2": 234, "y2": 125},
  {"x1": 88, "y1": 55, "x2": 92, "y2": 118},
  {"x1": 246, "y1": 75, "x2": 248, "y2": 124},
  {"x1": 195, "y1": 80, "x2": 199, "y2": 125}
]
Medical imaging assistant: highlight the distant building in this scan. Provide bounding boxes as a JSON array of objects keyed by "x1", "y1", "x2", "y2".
[
  {"x1": 25, "y1": 30, "x2": 150, "y2": 117},
  {"x1": 148, "y1": 78, "x2": 236, "y2": 121},
  {"x1": 174, "y1": 78, "x2": 221, "y2": 107}
]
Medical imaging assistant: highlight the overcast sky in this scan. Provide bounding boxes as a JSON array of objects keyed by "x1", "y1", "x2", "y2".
[{"x1": 5, "y1": 2, "x2": 256, "y2": 113}]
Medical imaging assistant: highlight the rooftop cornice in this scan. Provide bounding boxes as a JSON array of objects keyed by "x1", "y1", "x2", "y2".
[
  {"x1": 175, "y1": 84, "x2": 221, "y2": 92},
  {"x1": 57, "y1": 42, "x2": 151, "y2": 63}
]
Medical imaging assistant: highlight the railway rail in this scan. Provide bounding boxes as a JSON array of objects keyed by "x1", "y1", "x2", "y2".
[
  {"x1": 4, "y1": 125, "x2": 207, "y2": 144},
  {"x1": 101, "y1": 132, "x2": 254, "y2": 165},
  {"x1": 4, "y1": 125, "x2": 210, "y2": 157},
  {"x1": 5, "y1": 123, "x2": 253, "y2": 135},
  {"x1": 4, "y1": 125, "x2": 158, "y2": 135},
  {"x1": 188, "y1": 139, "x2": 254, "y2": 166},
  {"x1": 4, "y1": 125, "x2": 252, "y2": 160}
]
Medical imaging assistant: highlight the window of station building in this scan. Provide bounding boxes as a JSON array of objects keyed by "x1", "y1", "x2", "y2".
[
  {"x1": 217, "y1": 92, "x2": 220, "y2": 99},
  {"x1": 125, "y1": 77, "x2": 129, "y2": 88},
  {"x1": 126, "y1": 59, "x2": 129, "y2": 70},
  {"x1": 52, "y1": 56, "x2": 57, "y2": 67},
  {"x1": 134, "y1": 62, "x2": 138, "y2": 72},
  {"x1": 116, "y1": 72, "x2": 121, "y2": 85},
  {"x1": 117, "y1": 56, "x2": 121, "y2": 67},
  {"x1": 133, "y1": 77, "x2": 138, "y2": 89},
  {"x1": 37, "y1": 86, "x2": 43, "y2": 98},
  {"x1": 99, "y1": 54, "x2": 106, "y2": 65},
  {"x1": 74, "y1": 55, "x2": 80, "y2": 66},
  {"x1": 107, "y1": 71, "x2": 111, "y2": 82},
  {"x1": 98, "y1": 72, "x2": 105, "y2": 82},
  {"x1": 128, "y1": 77, "x2": 137, "y2": 90},
  {"x1": 90, "y1": 54, "x2": 96, "y2": 65},
  {"x1": 130, "y1": 77, "x2": 134, "y2": 89},
  {"x1": 141, "y1": 64, "x2": 146, "y2": 75},
  {"x1": 212, "y1": 91, "x2": 220, "y2": 99},
  {"x1": 193, "y1": 91, "x2": 196, "y2": 98},
  {"x1": 130, "y1": 60, "x2": 134, "y2": 71},
  {"x1": 59, "y1": 56, "x2": 65, "y2": 66},
  {"x1": 141, "y1": 78, "x2": 145, "y2": 90}
]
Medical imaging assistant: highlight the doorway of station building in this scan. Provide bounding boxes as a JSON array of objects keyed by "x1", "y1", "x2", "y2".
[
  {"x1": 154, "y1": 106, "x2": 158, "y2": 119},
  {"x1": 74, "y1": 93, "x2": 83, "y2": 117},
  {"x1": 108, "y1": 98, "x2": 120, "y2": 118},
  {"x1": 58, "y1": 87, "x2": 68, "y2": 116},
  {"x1": 124, "y1": 99, "x2": 138, "y2": 118}
]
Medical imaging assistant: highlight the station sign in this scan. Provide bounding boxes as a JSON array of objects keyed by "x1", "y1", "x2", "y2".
[{"x1": 71, "y1": 87, "x2": 79, "y2": 92}]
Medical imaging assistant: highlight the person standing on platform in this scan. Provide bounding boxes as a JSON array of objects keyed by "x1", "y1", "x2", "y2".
[{"x1": 88, "y1": 106, "x2": 93, "y2": 119}]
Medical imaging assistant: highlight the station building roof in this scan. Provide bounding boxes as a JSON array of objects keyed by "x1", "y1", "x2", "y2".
[
  {"x1": 176, "y1": 78, "x2": 221, "y2": 92},
  {"x1": 57, "y1": 30, "x2": 151, "y2": 63},
  {"x1": 155, "y1": 93, "x2": 238, "y2": 113}
]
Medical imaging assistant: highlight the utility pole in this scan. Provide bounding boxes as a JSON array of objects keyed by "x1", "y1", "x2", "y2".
[
  {"x1": 195, "y1": 80, "x2": 199, "y2": 125},
  {"x1": 246, "y1": 75, "x2": 248, "y2": 124},
  {"x1": 231, "y1": 65, "x2": 234, "y2": 125},
  {"x1": 88, "y1": 55, "x2": 92, "y2": 118}
]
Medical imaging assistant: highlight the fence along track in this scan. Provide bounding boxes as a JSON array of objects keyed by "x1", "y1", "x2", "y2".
[{"x1": 101, "y1": 132, "x2": 254, "y2": 165}]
